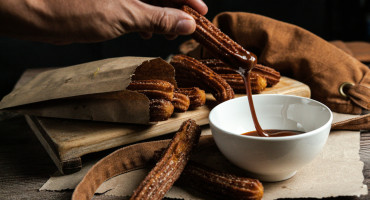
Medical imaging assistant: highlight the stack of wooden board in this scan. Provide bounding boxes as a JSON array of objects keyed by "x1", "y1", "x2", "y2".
[{"x1": 18, "y1": 69, "x2": 310, "y2": 174}]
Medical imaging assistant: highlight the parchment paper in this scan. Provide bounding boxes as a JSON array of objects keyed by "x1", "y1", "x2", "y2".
[
  {"x1": 0, "y1": 57, "x2": 176, "y2": 124},
  {"x1": 40, "y1": 112, "x2": 368, "y2": 199}
]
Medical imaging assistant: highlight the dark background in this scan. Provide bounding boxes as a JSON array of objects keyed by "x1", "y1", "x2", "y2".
[{"x1": 1, "y1": 0, "x2": 369, "y2": 99}]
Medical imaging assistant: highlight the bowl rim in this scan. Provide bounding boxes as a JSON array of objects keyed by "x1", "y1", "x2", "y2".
[{"x1": 209, "y1": 94, "x2": 333, "y2": 141}]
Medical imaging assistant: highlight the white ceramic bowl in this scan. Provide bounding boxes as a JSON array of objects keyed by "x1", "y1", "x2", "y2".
[{"x1": 209, "y1": 94, "x2": 333, "y2": 182}]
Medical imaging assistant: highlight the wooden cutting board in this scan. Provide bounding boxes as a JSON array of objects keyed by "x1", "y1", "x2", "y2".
[{"x1": 18, "y1": 69, "x2": 310, "y2": 174}]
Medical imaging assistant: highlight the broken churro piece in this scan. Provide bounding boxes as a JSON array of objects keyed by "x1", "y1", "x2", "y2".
[
  {"x1": 220, "y1": 73, "x2": 267, "y2": 94},
  {"x1": 149, "y1": 99, "x2": 174, "y2": 122},
  {"x1": 182, "y1": 5, "x2": 257, "y2": 71},
  {"x1": 180, "y1": 161, "x2": 264, "y2": 200},
  {"x1": 252, "y1": 64, "x2": 281, "y2": 86},
  {"x1": 127, "y1": 80, "x2": 174, "y2": 101},
  {"x1": 176, "y1": 87, "x2": 206, "y2": 109},
  {"x1": 172, "y1": 91, "x2": 190, "y2": 112},
  {"x1": 171, "y1": 54, "x2": 234, "y2": 103},
  {"x1": 130, "y1": 119, "x2": 201, "y2": 200}
]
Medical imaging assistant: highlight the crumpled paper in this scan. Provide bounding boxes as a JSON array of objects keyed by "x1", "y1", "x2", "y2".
[
  {"x1": 40, "y1": 112, "x2": 368, "y2": 199},
  {"x1": 0, "y1": 57, "x2": 176, "y2": 124}
]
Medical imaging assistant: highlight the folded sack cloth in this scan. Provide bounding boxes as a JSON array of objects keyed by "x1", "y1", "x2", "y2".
[
  {"x1": 194, "y1": 12, "x2": 370, "y2": 114},
  {"x1": 331, "y1": 41, "x2": 370, "y2": 63}
]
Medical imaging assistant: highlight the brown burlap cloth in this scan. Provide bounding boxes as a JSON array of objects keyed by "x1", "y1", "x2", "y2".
[
  {"x1": 331, "y1": 41, "x2": 370, "y2": 63},
  {"x1": 185, "y1": 12, "x2": 370, "y2": 115}
]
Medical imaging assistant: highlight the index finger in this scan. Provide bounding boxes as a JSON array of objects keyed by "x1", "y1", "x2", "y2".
[
  {"x1": 179, "y1": 0, "x2": 208, "y2": 15},
  {"x1": 144, "y1": 0, "x2": 208, "y2": 15}
]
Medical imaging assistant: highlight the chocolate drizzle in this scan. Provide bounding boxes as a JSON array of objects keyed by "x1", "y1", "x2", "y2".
[
  {"x1": 237, "y1": 69, "x2": 270, "y2": 137},
  {"x1": 239, "y1": 70, "x2": 303, "y2": 137},
  {"x1": 183, "y1": 5, "x2": 298, "y2": 137}
]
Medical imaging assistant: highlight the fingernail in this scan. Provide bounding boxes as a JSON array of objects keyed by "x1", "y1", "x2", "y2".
[
  {"x1": 175, "y1": 19, "x2": 195, "y2": 35},
  {"x1": 197, "y1": 0, "x2": 207, "y2": 8},
  {"x1": 195, "y1": 0, "x2": 208, "y2": 15}
]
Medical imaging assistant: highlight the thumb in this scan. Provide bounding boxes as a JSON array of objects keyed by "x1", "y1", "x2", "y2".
[{"x1": 134, "y1": 4, "x2": 196, "y2": 35}]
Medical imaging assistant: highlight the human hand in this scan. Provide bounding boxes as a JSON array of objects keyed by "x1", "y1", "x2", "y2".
[
  {"x1": 137, "y1": 0, "x2": 208, "y2": 40},
  {"x1": 0, "y1": 0, "x2": 207, "y2": 44}
]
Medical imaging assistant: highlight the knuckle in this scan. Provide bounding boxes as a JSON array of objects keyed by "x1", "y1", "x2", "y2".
[{"x1": 151, "y1": 11, "x2": 174, "y2": 33}]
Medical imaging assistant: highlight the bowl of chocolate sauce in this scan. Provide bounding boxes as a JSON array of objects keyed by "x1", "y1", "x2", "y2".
[{"x1": 209, "y1": 94, "x2": 333, "y2": 182}]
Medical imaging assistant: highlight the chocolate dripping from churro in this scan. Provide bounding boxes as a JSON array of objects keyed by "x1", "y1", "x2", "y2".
[
  {"x1": 238, "y1": 69, "x2": 301, "y2": 137},
  {"x1": 182, "y1": 5, "x2": 301, "y2": 137},
  {"x1": 237, "y1": 67, "x2": 270, "y2": 137}
]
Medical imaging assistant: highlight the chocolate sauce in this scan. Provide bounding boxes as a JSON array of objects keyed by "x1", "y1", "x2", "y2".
[
  {"x1": 242, "y1": 129, "x2": 304, "y2": 137},
  {"x1": 238, "y1": 70, "x2": 269, "y2": 137},
  {"x1": 238, "y1": 68, "x2": 301, "y2": 137}
]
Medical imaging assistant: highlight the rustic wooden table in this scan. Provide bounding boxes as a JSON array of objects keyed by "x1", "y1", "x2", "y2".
[
  {"x1": 0, "y1": 68, "x2": 369, "y2": 199},
  {"x1": 0, "y1": 113, "x2": 369, "y2": 200}
]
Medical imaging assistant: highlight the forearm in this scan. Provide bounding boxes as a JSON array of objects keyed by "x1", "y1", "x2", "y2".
[
  {"x1": 0, "y1": 0, "x2": 124, "y2": 44},
  {"x1": 0, "y1": 0, "x2": 207, "y2": 44},
  {"x1": 0, "y1": 0, "x2": 65, "y2": 42}
]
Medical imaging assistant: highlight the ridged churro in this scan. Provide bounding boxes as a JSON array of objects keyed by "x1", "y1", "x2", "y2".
[
  {"x1": 171, "y1": 54, "x2": 234, "y2": 102},
  {"x1": 182, "y1": 6, "x2": 257, "y2": 71},
  {"x1": 130, "y1": 119, "x2": 201, "y2": 200},
  {"x1": 127, "y1": 80, "x2": 174, "y2": 101}
]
